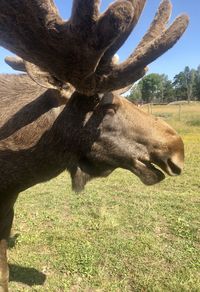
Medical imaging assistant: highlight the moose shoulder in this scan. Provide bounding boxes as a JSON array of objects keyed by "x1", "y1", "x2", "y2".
[{"x1": 0, "y1": 0, "x2": 188, "y2": 291}]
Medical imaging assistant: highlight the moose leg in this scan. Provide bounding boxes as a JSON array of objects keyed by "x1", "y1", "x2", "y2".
[
  {"x1": 0, "y1": 240, "x2": 8, "y2": 292},
  {"x1": 0, "y1": 203, "x2": 16, "y2": 292}
]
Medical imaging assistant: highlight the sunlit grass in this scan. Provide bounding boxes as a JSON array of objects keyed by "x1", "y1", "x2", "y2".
[{"x1": 9, "y1": 104, "x2": 200, "y2": 291}]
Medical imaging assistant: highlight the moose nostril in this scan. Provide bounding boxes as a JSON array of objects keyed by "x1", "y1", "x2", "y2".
[{"x1": 167, "y1": 158, "x2": 182, "y2": 175}]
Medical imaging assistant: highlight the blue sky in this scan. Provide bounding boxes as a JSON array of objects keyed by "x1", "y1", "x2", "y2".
[{"x1": 0, "y1": 0, "x2": 199, "y2": 80}]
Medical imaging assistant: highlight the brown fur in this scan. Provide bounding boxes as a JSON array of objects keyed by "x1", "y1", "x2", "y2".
[
  {"x1": 0, "y1": 71, "x2": 184, "y2": 201},
  {"x1": 0, "y1": 72, "x2": 185, "y2": 290},
  {"x1": 0, "y1": 71, "x2": 184, "y2": 203},
  {"x1": 0, "y1": 0, "x2": 188, "y2": 290}
]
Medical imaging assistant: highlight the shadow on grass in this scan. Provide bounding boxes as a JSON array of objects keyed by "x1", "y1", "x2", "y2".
[
  {"x1": 9, "y1": 264, "x2": 46, "y2": 286},
  {"x1": 8, "y1": 234, "x2": 20, "y2": 249}
]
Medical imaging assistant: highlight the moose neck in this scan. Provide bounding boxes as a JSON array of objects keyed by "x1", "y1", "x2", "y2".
[
  {"x1": 0, "y1": 89, "x2": 98, "y2": 194},
  {"x1": 40, "y1": 92, "x2": 101, "y2": 168}
]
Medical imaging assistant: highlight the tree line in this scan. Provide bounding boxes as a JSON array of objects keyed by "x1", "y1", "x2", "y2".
[{"x1": 127, "y1": 65, "x2": 200, "y2": 104}]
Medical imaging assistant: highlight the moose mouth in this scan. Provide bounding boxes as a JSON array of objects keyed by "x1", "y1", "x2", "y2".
[
  {"x1": 76, "y1": 154, "x2": 183, "y2": 188},
  {"x1": 130, "y1": 160, "x2": 165, "y2": 185},
  {"x1": 130, "y1": 158, "x2": 182, "y2": 186}
]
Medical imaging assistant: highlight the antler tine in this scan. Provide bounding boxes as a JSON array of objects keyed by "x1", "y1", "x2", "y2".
[
  {"x1": 96, "y1": 1, "x2": 134, "y2": 51},
  {"x1": 71, "y1": 0, "x2": 100, "y2": 26},
  {"x1": 109, "y1": 0, "x2": 171, "y2": 84},
  {"x1": 133, "y1": 0, "x2": 172, "y2": 56},
  {"x1": 98, "y1": 0, "x2": 171, "y2": 75},
  {"x1": 5, "y1": 56, "x2": 26, "y2": 72},
  {"x1": 93, "y1": 3, "x2": 189, "y2": 93},
  {"x1": 98, "y1": 0, "x2": 146, "y2": 69},
  {"x1": 0, "y1": 0, "x2": 62, "y2": 62}
]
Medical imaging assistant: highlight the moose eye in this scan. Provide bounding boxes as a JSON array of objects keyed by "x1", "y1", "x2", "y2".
[
  {"x1": 102, "y1": 104, "x2": 118, "y2": 116},
  {"x1": 106, "y1": 107, "x2": 116, "y2": 116}
]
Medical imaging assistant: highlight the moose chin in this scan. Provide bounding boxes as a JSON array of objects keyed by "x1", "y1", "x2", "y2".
[{"x1": 0, "y1": 0, "x2": 188, "y2": 290}]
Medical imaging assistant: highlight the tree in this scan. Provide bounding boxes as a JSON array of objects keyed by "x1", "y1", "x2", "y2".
[
  {"x1": 162, "y1": 79, "x2": 175, "y2": 103},
  {"x1": 127, "y1": 66, "x2": 200, "y2": 104},
  {"x1": 173, "y1": 71, "x2": 187, "y2": 101},
  {"x1": 193, "y1": 65, "x2": 200, "y2": 100},
  {"x1": 138, "y1": 73, "x2": 163, "y2": 103},
  {"x1": 173, "y1": 66, "x2": 195, "y2": 102},
  {"x1": 136, "y1": 73, "x2": 174, "y2": 103},
  {"x1": 127, "y1": 83, "x2": 142, "y2": 103}
]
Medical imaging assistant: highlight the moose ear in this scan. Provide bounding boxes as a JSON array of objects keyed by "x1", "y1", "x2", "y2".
[
  {"x1": 5, "y1": 56, "x2": 26, "y2": 72},
  {"x1": 113, "y1": 84, "x2": 133, "y2": 96},
  {"x1": 25, "y1": 61, "x2": 63, "y2": 90},
  {"x1": 25, "y1": 61, "x2": 75, "y2": 104}
]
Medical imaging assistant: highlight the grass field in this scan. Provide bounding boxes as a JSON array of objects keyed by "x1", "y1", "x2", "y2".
[{"x1": 9, "y1": 103, "x2": 200, "y2": 291}]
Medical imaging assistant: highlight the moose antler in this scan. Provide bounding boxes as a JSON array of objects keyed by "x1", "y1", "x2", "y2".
[
  {"x1": 0, "y1": 0, "x2": 189, "y2": 95},
  {"x1": 98, "y1": 0, "x2": 146, "y2": 68},
  {"x1": 0, "y1": 0, "x2": 134, "y2": 89}
]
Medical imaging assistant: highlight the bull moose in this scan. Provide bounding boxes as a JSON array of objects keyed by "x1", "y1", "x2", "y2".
[{"x1": 0, "y1": 0, "x2": 188, "y2": 290}]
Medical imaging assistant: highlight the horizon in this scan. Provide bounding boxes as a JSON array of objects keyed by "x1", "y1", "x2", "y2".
[{"x1": 0, "y1": 0, "x2": 199, "y2": 80}]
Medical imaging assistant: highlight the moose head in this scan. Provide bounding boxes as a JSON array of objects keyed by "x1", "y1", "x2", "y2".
[{"x1": 0, "y1": 0, "x2": 188, "y2": 191}]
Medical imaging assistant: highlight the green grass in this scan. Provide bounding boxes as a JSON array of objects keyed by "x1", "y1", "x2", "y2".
[{"x1": 9, "y1": 104, "x2": 200, "y2": 291}]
